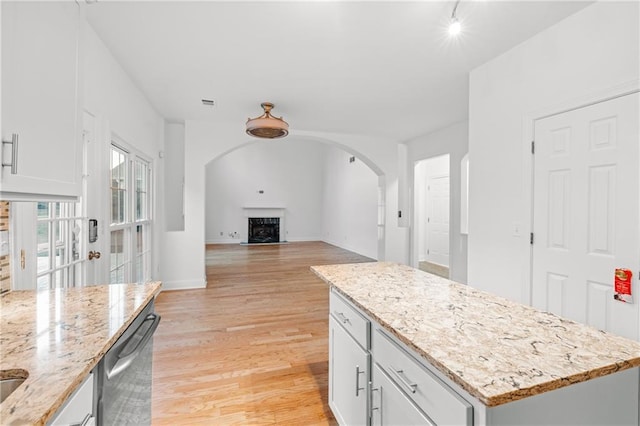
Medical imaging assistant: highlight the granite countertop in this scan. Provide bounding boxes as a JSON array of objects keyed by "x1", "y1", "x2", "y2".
[
  {"x1": 0, "y1": 282, "x2": 162, "y2": 425},
  {"x1": 311, "y1": 262, "x2": 640, "y2": 407}
]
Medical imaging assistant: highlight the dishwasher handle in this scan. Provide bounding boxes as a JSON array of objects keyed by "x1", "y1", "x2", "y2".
[{"x1": 106, "y1": 313, "x2": 161, "y2": 380}]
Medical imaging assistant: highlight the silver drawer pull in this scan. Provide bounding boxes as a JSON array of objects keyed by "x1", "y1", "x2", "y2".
[
  {"x1": 390, "y1": 365, "x2": 418, "y2": 393},
  {"x1": 355, "y1": 365, "x2": 365, "y2": 396},
  {"x1": 335, "y1": 311, "x2": 351, "y2": 325}
]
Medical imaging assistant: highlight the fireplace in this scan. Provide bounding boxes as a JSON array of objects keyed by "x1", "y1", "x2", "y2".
[{"x1": 248, "y1": 217, "x2": 280, "y2": 244}]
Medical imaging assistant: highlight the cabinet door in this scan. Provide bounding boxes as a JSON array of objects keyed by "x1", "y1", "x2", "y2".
[
  {"x1": 329, "y1": 316, "x2": 368, "y2": 426},
  {"x1": 49, "y1": 373, "x2": 94, "y2": 426},
  {"x1": 1, "y1": 1, "x2": 82, "y2": 199},
  {"x1": 371, "y1": 364, "x2": 434, "y2": 426}
]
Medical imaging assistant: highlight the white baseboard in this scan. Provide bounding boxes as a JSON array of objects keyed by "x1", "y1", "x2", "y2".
[
  {"x1": 206, "y1": 239, "x2": 240, "y2": 244},
  {"x1": 286, "y1": 236, "x2": 323, "y2": 242},
  {"x1": 160, "y1": 278, "x2": 207, "y2": 291},
  {"x1": 321, "y1": 238, "x2": 376, "y2": 260},
  {"x1": 206, "y1": 236, "x2": 323, "y2": 244}
]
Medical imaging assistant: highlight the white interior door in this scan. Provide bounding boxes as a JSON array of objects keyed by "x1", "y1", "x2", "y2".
[
  {"x1": 426, "y1": 174, "x2": 450, "y2": 267},
  {"x1": 532, "y1": 92, "x2": 639, "y2": 341}
]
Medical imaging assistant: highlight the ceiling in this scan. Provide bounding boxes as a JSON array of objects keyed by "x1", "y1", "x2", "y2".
[{"x1": 86, "y1": 1, "x2": 591, "y2": 142}]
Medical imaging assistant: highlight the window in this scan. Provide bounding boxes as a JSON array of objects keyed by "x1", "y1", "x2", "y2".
[{"x1": 109, "y1": 143, "x2": 152, "y2": 284}]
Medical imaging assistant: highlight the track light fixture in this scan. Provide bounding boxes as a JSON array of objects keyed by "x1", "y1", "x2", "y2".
[{"x1": 449, "y1": 0, "x2": 462, "y2": 36}]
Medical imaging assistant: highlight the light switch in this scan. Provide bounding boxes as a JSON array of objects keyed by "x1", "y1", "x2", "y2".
[{"x1": 0, "y1": 230, "x2": 9, "y2": 256}]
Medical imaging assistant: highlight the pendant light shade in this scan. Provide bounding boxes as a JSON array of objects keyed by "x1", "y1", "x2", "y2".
[{"x1": 246, "y1": 102, "x2": 289, "y2": 139}]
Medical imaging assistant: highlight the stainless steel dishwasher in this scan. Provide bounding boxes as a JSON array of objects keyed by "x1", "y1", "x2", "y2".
[{"x1": 97, "y1": 300, "x2": 160, "y2": 426}]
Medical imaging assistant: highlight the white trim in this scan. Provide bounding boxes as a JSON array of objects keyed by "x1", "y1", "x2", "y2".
[
  {"x1": 521, "y1": 79, "x2": 640, "y2": 306},
  {"x1": 160, "y1": 278, "x2": 207, "y2": 291}
]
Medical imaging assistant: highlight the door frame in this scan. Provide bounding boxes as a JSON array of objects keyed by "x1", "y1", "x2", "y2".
[
  {"x1": 411, "y1": 154, "x2": 450, "y2": 269},
  {"x1": 522, "y1": 79, "x2": 640, "y2": 306}
]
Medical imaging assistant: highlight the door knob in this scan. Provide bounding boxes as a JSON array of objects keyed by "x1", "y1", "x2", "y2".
[{"x1": 88, "y1": 251, "x2": 101, "y2": 260}]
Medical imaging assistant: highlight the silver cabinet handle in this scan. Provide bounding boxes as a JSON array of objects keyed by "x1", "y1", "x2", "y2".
[
  {"x1": 2, "y1": 133, "x2": 18, "y2": 174},
  {"x1": 355, "y1": 365, "x2": 365, "y2": 396},
  {"x1": 390, "y1": 365, "x2": 418, "y2": 393},
  {"x1": 334, "y1": 311, "x2": 350, "y2": 325}
]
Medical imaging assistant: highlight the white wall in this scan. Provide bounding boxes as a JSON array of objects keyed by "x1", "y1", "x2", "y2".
[
  {"x1": 322, "y1": 146, "x2": 379, "y2": 260},
  {"x1": 83, "y1": 23, "x2": 162, "y2": 158},
  {"x1": 468, "y1": 2, "x2": 639, "y2": 303},
  {"x1": 205, "y1": 139, "x2": 326, "y2": 243},
  {"x1": 82, "y1": 20, "x2": 165, "y2": 282},
  {"x1": 164, "y1": 122, "x2": 185, "y2": 232},
  {"x1": 406, "y1": 121, "x2": 468, "y2": 284}
]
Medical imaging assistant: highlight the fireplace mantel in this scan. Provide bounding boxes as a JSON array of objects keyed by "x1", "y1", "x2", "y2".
[{"x1": 242, "y1": 207, "x2": 285, "y2": 218}]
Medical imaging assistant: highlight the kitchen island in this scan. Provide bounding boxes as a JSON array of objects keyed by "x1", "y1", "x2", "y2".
[
  {"x1": 0, "y1": 282, "x2": 161, "y2": 425},
  {"x1": 312, "y1": 262, "x2": 640, "y2": 425}
]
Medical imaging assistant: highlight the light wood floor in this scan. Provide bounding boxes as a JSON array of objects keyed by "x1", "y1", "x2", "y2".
[
  {"x1": 151, "y1": 241, "x2": 374, "y2": 425},
  {"x1": 418, "y1": 261, "x2": 449, "y2": 279}
]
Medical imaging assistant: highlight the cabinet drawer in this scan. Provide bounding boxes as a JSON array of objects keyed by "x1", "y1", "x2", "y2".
[
  {"x1": 330, "y1": 290, "x2": 370, "y2": 349},
  {"x1": 373, "y1": 327, "x2": 472, "y2": 426},
  {"x1": 372, "y1": 363, "x2": 434, "y2": 426}
]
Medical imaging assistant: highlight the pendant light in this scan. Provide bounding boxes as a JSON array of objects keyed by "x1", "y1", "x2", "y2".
[{"x1": 246, "y1": 102, "x2": 289, "y2": 139}]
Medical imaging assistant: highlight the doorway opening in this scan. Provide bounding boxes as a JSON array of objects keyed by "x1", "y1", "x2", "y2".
[{"x1": 414, "y1": 154, "x2": 450, "y2": 278}]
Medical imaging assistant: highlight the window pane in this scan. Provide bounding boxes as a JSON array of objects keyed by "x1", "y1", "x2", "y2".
[
  {"x1": 110, "y1": 229, "x2": 128, "y2": 284},
  {"x1": 110, "y1": 265, "x2": 124, "y2": 284},
  {"x1": 111, "y1": 148, "x2": 127, "y2": 225},
  {"x1": 53, "y1": 270, "x2": 64, "y2": 289},
  {"x1": 111, "y1": 229, "x2": 123, "y2": 268},
  {"x1": 72, "y1": 220, "x2": 82, "y2": 261},
  {"x1": 135, "y1": 160, "x2": 148, "y2": 221},
  {"x1": 136, "y1": 224, "x2": 144, "y2": 254},
  {"x1": 37, "y1": 274, "x2": 49, "y2": 291},
  {"x1": 37, "y1": 202, "x2": 49, "y2": 218},
  {"x1": 37, "y1": 222, "x2": 50, "y2": 274},
  {"x1": 134, "y1": 224, "x2": 146, "y2": 283},
  {"x1": 37, "y1": 222, "x2": 49, "y2": 247},
  {"x1": 135, "y1": 256, "x2": 143, "y2": 283}
]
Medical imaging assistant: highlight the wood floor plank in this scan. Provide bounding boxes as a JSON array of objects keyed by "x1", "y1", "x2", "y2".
[{"x1": 152, "y1": 241, "x2": 373, "y2": 425}]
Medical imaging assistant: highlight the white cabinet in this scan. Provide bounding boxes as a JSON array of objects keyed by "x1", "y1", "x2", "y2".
[
  {"x1": 329, "y1": 315, "x2": 369, "y2": 426},
  {"x1": 370, "y1": 363, "x2": 433, "y2": 426},
  {"x1": 1, "y1": 1, "x2": 82, "y2": 199},
  {"x1": 329, "y1": 289, "x2": 472, "y2": 426},
  {"x1": 49, "y1": 373, "x2": 95, "y2": 426},
  {"x1": 329, "y1": 290, "x2": 371, "y2": 426}
]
